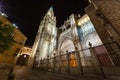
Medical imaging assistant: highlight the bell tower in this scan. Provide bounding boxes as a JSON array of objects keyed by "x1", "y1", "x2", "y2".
[{"x1": 34, "y1": 6, "x2": 57, "y2": 61}]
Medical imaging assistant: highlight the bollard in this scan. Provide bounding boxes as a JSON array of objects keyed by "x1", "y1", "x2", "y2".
[{"x1": 8, "y1": 68, "x2": 15, "y2": 80}]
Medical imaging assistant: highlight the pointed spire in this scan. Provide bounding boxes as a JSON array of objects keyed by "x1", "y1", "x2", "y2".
[
  {"x1": 47, "y1": 6, "x2": 54, "y2": 16},
  {"x1": 49, "y1": 6, "x2": 53, "y2": 11},
  {"x1": 47, "y1": 6, "x2": 54, "y2": 13}
]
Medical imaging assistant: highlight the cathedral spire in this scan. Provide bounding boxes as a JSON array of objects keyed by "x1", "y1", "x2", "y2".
[
  {"x1": 47, "y1": 6, "x2": 54, "y2": 16},
  {"x1": 49, "y1": 6, "x2": 53, "y2": 11}
]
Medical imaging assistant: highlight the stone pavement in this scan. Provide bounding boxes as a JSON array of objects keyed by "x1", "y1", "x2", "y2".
[
  {"x1": 12, "y1": 66, "x2": 84, "y2": 80},
  {"x1": 13, "y1": 66, "x2": 69, "y2": 80},
  {"x1": 12, "y1": 66, "x2": 116, "y2": 80}
]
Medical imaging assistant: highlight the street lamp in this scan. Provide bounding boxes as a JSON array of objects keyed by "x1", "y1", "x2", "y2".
[{"x1": 24, "y1": 55, "x2": 27, "y2": 58}]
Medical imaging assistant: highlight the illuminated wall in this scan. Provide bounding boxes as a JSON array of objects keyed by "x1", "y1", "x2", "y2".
[
  {"x1": 0, "y1": 16, "x2": 27, "y2": 65},
  {"x1": 61, "y1": 40, "x2": 75, "y2": 54},
  {"x1": 35, "y1": 7, "x2": 57, "y2": 60},
  {"x1": 58, "y1": 14, "x2": 103, "y2": 67},
  {"x1": 77, "y1": 14, "x2": 103, "y2": 49},
  {"x1": 20, "y1": 47, "x2": 32, "y2": 56},
  {"x1": 58, "y1": 14, "x2": 83, "y2": 67},
  {"x1": 76, "y1": 14, "x2": 103, "y2": 66}
]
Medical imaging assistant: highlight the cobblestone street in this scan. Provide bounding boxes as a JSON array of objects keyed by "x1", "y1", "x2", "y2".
[
  {"x1": 13, "y1": 66, "x2": 70, "y2": 80},
  {"x1": 12, "y1": 66, "x2": 113, "y2": 80}
]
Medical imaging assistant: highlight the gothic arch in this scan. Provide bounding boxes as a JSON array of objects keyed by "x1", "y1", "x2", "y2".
[
  {"x1": 60, "y1": 39, "x2": 75, "y2": 54},
  {"x1": 58, "y1": 26, "x2": 81, "y2": 56}
]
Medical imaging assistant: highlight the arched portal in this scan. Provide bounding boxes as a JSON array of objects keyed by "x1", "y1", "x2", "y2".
[
  {"x1": 61, "y1": 39, "x2": 75, "y2": 54},
  {"x1": 57, "y1": 22, "x2": 82, "y2": 72},
  {"x1": 60, "y1": 39, "x2": 77, "y2": 67}
]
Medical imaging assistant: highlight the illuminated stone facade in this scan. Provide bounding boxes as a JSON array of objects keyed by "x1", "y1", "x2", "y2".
[
  {"x1": 16, "y1": 47, "x2": 32, "y2": 66},
  {"x1": 32, "y1": 1, "x2": 120, "y2": 77},
  {"x1": 85, "y1": 0, "x2": 120, "y2": 66},
  {"x1": 58, "y1": 14, "x2": 82, "y2": 69},
  {"x1": 58, "y1": 14, "x2": 81, "y2": 55},
  {"x1": 20, "y1": 47, "x2": 32, "y2": 56},
  {"x1": 32, "y1": 7, "x2": 57, "y2": 62},
  {"x1": 58, "y1": 14, "x2": 103, "y2": 68},
  {"x1": 88, "y1": 0, "x2": 120, "y2": 45},
  {"x1": 77, "y1": 14, "x2": 102, "y2": 51},
  {"x1": 0, "y1": 15, "x2": 27, "y2": 65}
]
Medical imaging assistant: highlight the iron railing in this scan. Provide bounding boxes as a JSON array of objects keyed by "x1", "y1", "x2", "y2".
[{"x1": 33, "y1": 41, "x2": 120, "y2": 78}]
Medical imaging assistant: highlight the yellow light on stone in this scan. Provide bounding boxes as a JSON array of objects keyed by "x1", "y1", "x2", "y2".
[
  {"x1": 78, "y1": 21, "x2": 81, "y2": 26},
  {"x1": 84, "y1": 17, "x2": 88, "y2": 23}
]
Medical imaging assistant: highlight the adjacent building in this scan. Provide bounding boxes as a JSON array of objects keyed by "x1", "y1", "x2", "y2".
[
  {"x1": 85, "y1": 0, "x2": 120, "y2": 66},
  {"x1": 16, "y1": 47, "x2": 32, "y2": 66},
  {"x1": 0, "y1": 14, "x2": 27, "y2": 66}
]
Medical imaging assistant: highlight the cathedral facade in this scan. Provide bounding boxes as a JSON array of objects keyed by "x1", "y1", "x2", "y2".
[{"x1": 30, "y1": 1, "x2": 120, "y2": 78}]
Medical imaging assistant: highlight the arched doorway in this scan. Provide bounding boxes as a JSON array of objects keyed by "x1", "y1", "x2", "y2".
[
  {"x1": 58, "y1": 22, "x2": 82, "y2": 73},
  {"x1": 16, "y1": 54, "x2": 29, "y2": 66},
  {"x1": 61, "y1": 39, "x2": 75, "y2": 54},
  {"x1": 60, "y1": 39, "x2": 77, "y2": 67}
]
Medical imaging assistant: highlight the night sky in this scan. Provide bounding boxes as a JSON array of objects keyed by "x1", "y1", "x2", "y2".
[{"x1": 1, "y1": 0, "x2": 89, "y2": 46}]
